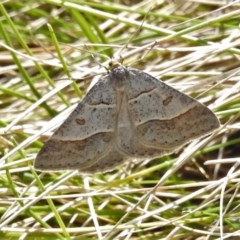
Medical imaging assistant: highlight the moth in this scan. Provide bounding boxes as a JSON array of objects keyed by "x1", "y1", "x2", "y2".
[{"x1": 35, "y1": 66, "x2": 219, "y2": 173}]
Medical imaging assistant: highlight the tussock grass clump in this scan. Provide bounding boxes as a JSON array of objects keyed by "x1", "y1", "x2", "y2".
[{"x1": 0, "y1": 1, "x2": 240, "y2": 239}]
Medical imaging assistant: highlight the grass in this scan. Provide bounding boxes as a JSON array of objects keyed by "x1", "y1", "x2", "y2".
[{"x1": 1, "y1": 0, "x2": 240, "y2": 239}]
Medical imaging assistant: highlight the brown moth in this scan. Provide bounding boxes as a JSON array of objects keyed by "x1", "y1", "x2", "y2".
[{"x1": 35, "y1": 66, "x2": 219, "y2": 173}]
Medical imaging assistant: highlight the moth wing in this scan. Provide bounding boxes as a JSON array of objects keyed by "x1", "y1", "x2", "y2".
[
  {"x1": 80, "y1": 150, "x2": 127, "y2": 173},
  {"x1": 126, "y1": 69, "x2": 220, "y2": 150},
  {"x1": 35, "y1": 75, "x2": 117, "y2": 171}
]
